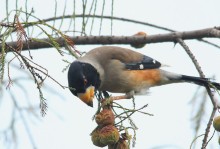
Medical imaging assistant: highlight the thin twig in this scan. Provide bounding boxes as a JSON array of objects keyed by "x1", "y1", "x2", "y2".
[
  {"x1": 201, "y1": 108, "x2": 217, "y2": 149},
  {"x1": 190, "y1": 134, "x2": 205, "y2": 149},
  {"x1": 99, "y1": 0, "x2": 105, "y2": 35},
  {"x1": 177, "y1": 38, "x2": 205, "y2": 77},
  {"x1": 5, "y1": 43, "x2": 67, "y2": 89},
  {"x1": 9, "y1": 91, "x2": 37, "y2": 149},
  {"x1": 177, "y1": 38, "x2": 217, "y2": 106},
  {"x1": 177, "y1": 38, "x2": 218, "y2": 148},
  {"x1": 204, "y1": 130, "x2": 215, "y2": 148}
]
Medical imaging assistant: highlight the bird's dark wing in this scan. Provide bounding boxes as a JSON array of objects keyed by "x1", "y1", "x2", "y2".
[{"x1": 124, "y1": 55, "x2": 161, "y2": 70}]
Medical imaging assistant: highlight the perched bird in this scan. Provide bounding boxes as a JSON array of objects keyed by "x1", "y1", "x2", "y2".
[{"x1": 68, "y1": 46, "x2": 220, "y2": 107}]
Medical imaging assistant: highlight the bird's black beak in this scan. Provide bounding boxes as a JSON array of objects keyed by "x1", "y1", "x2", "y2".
[{"x1": 77, "y1": 86, "x2": 95, "y2": 107}]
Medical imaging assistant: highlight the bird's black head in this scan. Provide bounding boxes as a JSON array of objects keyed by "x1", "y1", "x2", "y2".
[{"x1": 68, "y1": 61, "x2": 100, "y2": 107}]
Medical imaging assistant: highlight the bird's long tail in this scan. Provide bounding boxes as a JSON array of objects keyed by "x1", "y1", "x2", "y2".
[{"x1": 181, "y1": 75, "x2": 220, "y2": 90}]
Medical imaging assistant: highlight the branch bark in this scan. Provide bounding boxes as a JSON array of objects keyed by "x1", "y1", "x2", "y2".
[{"x1": 1, "y1": 26, "x2": 220, "y2": 52}]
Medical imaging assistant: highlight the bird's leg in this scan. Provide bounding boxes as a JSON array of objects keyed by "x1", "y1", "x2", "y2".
[
  {"x1": 111, "y1": 91, "x2": 134, "y2": 101},
  {"x1": 101, "y1": 91, "x2": 134, "y2": 107}
]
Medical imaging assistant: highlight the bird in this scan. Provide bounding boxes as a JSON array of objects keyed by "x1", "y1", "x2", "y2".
[{"x1": 68, "y1": 46, "x2": 220, "y2": 107}]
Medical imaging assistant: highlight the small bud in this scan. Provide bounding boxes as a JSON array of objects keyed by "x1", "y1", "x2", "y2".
[{"x1": 130, "y1": 31, "x2": 147, "y2": 49}]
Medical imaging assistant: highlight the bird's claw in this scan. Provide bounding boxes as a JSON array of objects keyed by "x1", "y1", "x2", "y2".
[{"x1": 101, "y1": 91, "x2": 134, "y2": 107}]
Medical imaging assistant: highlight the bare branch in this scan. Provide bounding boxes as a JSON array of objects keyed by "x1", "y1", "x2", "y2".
[
  {"x1": 177, "y1": 38, "x2": 218, "y2": 148},
  {"x1": 8, "y1": 14, "x2": 219, "y2": 48},
  {"x1": 177, "y1": 38, "x2": 205, "y2": 77},
  {"x1": 201, "y1": 108, "x2": 217, "y2": 149},
  {"x1": 1, "y1": 26, "x2": 220, "y2": 52}
]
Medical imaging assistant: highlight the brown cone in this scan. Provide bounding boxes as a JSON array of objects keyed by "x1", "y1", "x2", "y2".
[
  {"x1": 91, "y1": 127, "x2": 107, "y2": 147},
  {"x1": 100, "y1": 125, "x2": 120, "y2": 146},
  {"x1": 95, "y1": 108, "x2": 115, "y2": 126}
]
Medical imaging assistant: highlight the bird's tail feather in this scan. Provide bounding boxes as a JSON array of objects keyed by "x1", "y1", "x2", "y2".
[{"x1": 181, "y1": 75, "x2": 220, "y2": 90}]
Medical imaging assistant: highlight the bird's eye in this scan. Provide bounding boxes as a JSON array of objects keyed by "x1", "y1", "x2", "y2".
[{"x1": 84, "y1": 79, "x2": 87, "y2": 86}]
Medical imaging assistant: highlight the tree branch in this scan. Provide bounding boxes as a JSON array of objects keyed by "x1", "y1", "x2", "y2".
[
  {"x1": 177, "y1": 38, "x2": 218, "y2": 148},
  {"x1": 177, "y1": 38, "x2": 205, "y2": 77},
  {"x1": 1, "y1": 26, "x2": 220, "y2": 52},
  {"x1": 14, "y1": 14, "x2": 220, "y2": 49}
]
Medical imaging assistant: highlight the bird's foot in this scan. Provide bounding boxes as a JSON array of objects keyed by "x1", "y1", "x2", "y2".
[
  {"x1": 101, "y1": 91, "x2": 134, "y2": 107},
  {"x1": 108, "y1": 93, "x2": 133, "y2": 101}
]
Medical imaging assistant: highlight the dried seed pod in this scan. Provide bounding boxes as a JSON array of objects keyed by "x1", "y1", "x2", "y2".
[
  {"x1": 100, "y1": 125, "x2": 120, "y2": 145},
  {"x1": 213, "y1": 116, "x2": 220, "y2": 132},
  {"x1": 95, "y1": 108, "x2": 115, "y2": 126},
  {"x1": 91, "y1": 127, "x2": 107, "y2": 147}
]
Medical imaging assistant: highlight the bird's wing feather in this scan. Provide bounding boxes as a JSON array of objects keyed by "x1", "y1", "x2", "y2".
[
  {"x1": 105, "y1": 46, "x2": 161, "y2": 70},
  {"x1": 124, "y1": 55, "x2": 161, "y2": 70}
]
